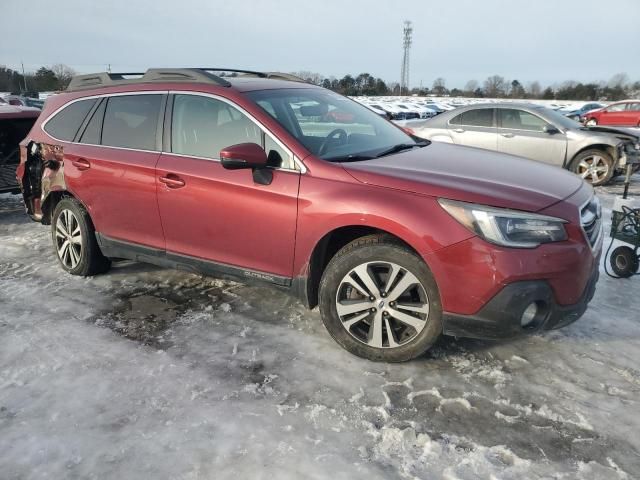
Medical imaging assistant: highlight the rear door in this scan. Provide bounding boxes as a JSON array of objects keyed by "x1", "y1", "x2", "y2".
[
  {"x1": 62, "y1": 93, "x2": 166, "y2": 249},
  {"x1": 620, "y1": 102, "x2": 640, "y2": 126},
  {"x1": 156, "y1": 93, "x2": 300, "y2": 279},
  {"x1": 496, "y1": 108, "x2": 567, "y2": 165},
  {"x1": 447, "y1": 108, "x2": 497, "y2": 150}
]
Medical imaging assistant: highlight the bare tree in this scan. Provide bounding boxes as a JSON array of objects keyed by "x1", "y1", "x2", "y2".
[
  {"x1": 527, "y1": 81, "x2": 542, "y2": 98},
  {"x1": 51, "y1": 64, "x2": 76, "y2": 89},
  {"x1": 483, "y1": 75, "x2": 506, "y2": 98},
  {"x1": 464, "y1": 80, "x2": 478, "y2": 93},
  {"x1": 432, "y1": 77, "x2": 447, "y2": 95},
  {"x1": 608, "y1": 72, "x2": 629, "y2": 88}
]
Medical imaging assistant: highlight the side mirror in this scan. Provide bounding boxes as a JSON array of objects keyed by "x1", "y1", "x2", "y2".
[
  {"x1": 220, "y1": 143, "x2": 268, "y2": 170},
  {"x1": 543, "y1": 124, "x2": 561, "y2": 135}
]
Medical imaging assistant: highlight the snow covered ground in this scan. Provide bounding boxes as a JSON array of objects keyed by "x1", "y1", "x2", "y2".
[{"x1": 0, "y1": 178, "x2": 639, "y2": 479}]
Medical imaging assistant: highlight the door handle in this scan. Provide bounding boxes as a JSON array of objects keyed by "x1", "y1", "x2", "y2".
[
  {"x1": 452, "y1": 128, "x2": 465, "y2": 133},
  {"x1": 500, "y1": 133, "x2": 515, "y2": 138},
  {"x1": 159, "y1": 174, "x2": 186, "y2": 189},
  {"x1": 71, "y1": 158, "x2": 91, "y2": 170}
]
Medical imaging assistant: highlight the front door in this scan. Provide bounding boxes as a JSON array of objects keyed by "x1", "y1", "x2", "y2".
[
  {"x1": 156, "y1": 93, "x2": 300, "y2": 279},
  {"x1": 496, "y1": 108, "x2": 567, "y2": 165}
]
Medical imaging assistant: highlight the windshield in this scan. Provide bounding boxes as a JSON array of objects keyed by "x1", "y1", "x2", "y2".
[{"x1": 247, "y1": 88, "x2": 422, "y2": 161}]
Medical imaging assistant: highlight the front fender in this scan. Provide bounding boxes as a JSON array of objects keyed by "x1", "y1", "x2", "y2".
[{"x1": 292, "y1": 174, "x2": 474, "y2": 276}]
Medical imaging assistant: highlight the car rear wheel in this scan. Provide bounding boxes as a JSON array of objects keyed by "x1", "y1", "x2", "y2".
[
  {"x1": 319, "y1": 235, "x2": 442, "y2": 362},
  {"x1": 52, "y1": 197, "x2": 111, "y2": 276},
  {"x1": 570, "y1": 149, "x2": 614, "y2": 186},
  {"x1": 585, "y1": 119, "x2": 597, "y2": 126}
]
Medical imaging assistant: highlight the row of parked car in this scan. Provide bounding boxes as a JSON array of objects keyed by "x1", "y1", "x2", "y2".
[
  {"x1": 355, "y1": 96, "x2": 640, "y2": 128},
  {"x1": 349, "y1": 96, "x2": 640, "y2": 186}
]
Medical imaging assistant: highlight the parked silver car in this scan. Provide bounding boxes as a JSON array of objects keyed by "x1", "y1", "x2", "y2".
[{"x1": 417, "y1": 103, "x2": 638, "y2": 185}]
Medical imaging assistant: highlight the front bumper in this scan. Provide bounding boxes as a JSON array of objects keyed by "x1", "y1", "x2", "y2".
[{"x1": 441, "y1": 266, "x2": 599, "y2": 340}]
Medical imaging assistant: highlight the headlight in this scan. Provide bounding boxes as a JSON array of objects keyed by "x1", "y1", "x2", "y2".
[{"x1": 438, "y1": 199, "x2": 568, "y2": 248}]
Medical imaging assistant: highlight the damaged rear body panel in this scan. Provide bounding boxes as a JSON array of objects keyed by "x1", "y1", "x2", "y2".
[{"x1": 18, "y1": 141, "x2": 66, "y2": 223}]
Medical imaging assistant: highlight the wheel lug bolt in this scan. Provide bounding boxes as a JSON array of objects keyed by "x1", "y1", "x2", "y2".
[
  {"x1": 381, "y1": 292, "x2": 387, "y2": 298},
  {"x1": 369, "y1": 296, "x2": 375, "y2": 301},
  {"x1": 389, "y1": 301, "x2": 395, "y2": 307},
  {"x1": 370, "y1": 308, "x2": 376, "y2": 313}
]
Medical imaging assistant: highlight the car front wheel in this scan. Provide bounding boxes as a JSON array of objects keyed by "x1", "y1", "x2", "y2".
[
  {"x1": 319, "y1": 235, "x2": 442, "y2": 362},
  {"x1": 585, "y1": 118, "x2": 597, "y2": 126},
  {"x1": 52, "y1": 197, "x2": 111, "y2": 276},
  {"x1": 570, "y1": 149, "x2": 614, "y2": 186}
]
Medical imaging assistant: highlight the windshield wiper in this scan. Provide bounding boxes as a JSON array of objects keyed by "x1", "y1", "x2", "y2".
[
  {"x1": 326, "y1": 153, "x2": 376, "y2": 162},
  {"x1": 374, "y1": 141, "x2": 429, "y2": 158}
]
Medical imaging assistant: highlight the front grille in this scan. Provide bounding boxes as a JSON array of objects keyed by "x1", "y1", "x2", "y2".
[{"x1": 581, "y1": 196, "x2": 602, "y2": 249}]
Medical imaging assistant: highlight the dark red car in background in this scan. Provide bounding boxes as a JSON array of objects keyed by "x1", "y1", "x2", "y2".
[
  {"x1": 583, "y1": 100, "x2": 640, "y2": 126},
  {"x1": 16, "y1": 68, "x2": 602, "y2": 362},
  {"x1": 0, "y1": 102, "x2": 40, "y2": 193}
]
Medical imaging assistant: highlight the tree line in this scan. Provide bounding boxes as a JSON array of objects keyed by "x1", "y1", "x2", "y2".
[
  {"x1": 2, "y1": 64, "x2": 638, "y2": 101},
  {"x1": 0, "y1": 65, "x2": 76, "y2": 93},
  {"x1": 293, "y1": 71, "x2": 639, "y2": 101}
]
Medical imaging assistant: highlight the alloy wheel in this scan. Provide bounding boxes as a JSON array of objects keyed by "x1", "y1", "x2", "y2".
[
  {"x1": 55, "y1": 209, "x2": 83, "y2": 269},
  {"x1": 335, "y1": 261, "x2": 429, "y2": 348},
  {"x1": 577, "y1": 155, "x2": 609, "y2": 184}
]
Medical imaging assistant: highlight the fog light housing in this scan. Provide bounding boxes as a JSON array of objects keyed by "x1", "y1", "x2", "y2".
[{"x1": 521, "y1": 302, "x2": 540, "y2": 327}]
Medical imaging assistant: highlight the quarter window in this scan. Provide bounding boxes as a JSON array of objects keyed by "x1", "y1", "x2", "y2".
[
  {"x1": 101, "y1": 95, "x2": 162, "y2": 150},
  {"x1": 499, "y1": 109, "x2": 548, "y2": 131},
  {"x1": 451, "y1": 109, "x2": 494, "y2": 127},
  {"x1": 44, "y1": 98, "x2": 97, "y2": 141}
]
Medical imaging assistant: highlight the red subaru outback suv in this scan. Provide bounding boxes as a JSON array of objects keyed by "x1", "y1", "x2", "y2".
[{"x1": 16, "y1": 68, "x2": 602, "y2": 362}]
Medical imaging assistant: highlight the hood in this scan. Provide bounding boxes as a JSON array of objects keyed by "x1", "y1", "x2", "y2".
[
  {"x1": 341, "y1": 142, "x2": 584, "y2": 212},
  {"x1": 581, "y1": 125, "x2": 639, "y2": 142}
]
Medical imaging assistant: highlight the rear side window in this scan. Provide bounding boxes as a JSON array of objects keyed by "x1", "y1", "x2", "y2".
[
  {"x1": 102, "y1": 95, "x2": 162, "y2": 150},
  {"x1": 44, "y1": 98, "x2": 96, "y2": 141},
  {"x1": 451, "y1": 109, "x2": 494, "y2": 127}
]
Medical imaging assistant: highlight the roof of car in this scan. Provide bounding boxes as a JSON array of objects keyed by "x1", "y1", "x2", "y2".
[{"x1": 65, "y1": 68, "x2": 319, "y2": 93}]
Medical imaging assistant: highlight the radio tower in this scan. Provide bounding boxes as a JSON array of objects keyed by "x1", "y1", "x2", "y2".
[{"x1": 400, "y1": 21, "x2": 413, "y2": 95}]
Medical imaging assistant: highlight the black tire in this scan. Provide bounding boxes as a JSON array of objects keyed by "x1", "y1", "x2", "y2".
[
  {"x1": 319, "y1": 234, "x2": 442, "y2": 362},
  {"x1": 609, "y1": 246, "x2": 639, "y2": 278},
  {"x1": 51, "y1": 197, "x2": 111, "y2": 276},
  {"x1": 570, "y1": 149, "x2": 615, "y2": 186}
]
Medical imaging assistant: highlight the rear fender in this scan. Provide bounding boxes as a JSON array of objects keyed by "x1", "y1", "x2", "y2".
[{"x1": 21, "y1": 141, "x2": 66, "y2": 224}]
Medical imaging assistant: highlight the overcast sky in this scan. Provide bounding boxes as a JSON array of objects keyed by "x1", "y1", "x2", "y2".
[{"x1": 2, "y1": 0, "x2": 639, "y2": 89}]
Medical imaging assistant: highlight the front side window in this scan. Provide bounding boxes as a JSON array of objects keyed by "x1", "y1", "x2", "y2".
[
  {"x1": 247, "y1": 88, "x2": 418, "y2": 161},
  {"x1": 451, "y1": 109, "x2": 494, "y2": 128},
  {"x1": 606, "y1": 103, "x2": 627, "y2": 112},
  {"x1": 170, "y1": 94, "x2": 294, "y2": 168},
  {"x1": 101, "y1": 95, "x2": 162, "y2": 150},
  {"x1": 499, "y1": 109, "x2": 548, "y2": 131},
  {"x1": 628, "y1": 103, "x2": 640, "y2": 111},
  {"x1": 44, "y1": 98, "x2": 97, "y2": 141}
]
